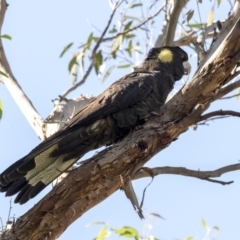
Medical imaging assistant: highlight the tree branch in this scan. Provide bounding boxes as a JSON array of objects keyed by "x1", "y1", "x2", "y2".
[
  {"x1": 198, "y1": 110, "x2": 240, "y2": 122},
  {"x1": 2, "y1": 1, "x2": 240, "y2": 239},
  {"x1": 220, "y1": 93, "x2": 240, "y2": 100},
  {"x1": 172, "y1": 19, "x2": 228, "y2": 47},
  {"x1": 133, "y1": 164, "x2": 240, "y2": 185},
  {"x1": 164, "y1": 0, "x2": 188, "y2": 46},
  {"x1": 44, "y1": 95, "x2": 93, "y2": 138},
  {"x1": 0, "y1": 0, "x2": 45, "y2": 140},
  {"x1": 213, "y1": 79, "x2": 240, "y2": 100},
  {"x1": 154, "y1": 1, "x2": 169, "y2": 47},
  {"x1": 198, "y1": 0, "x2": 240, "y2": 69},
  {"x1": 61, "y1": 0, "x2": 122, "y2": 97},
  {"x1": 102, "y1": 5, "x2": 164, "y2": 43},
  {"x1": 3, "y1": 7, "x2": 240, "y2": 239}
]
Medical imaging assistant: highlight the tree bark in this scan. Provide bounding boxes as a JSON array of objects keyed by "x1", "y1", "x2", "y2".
[
  {"x1": 2, "y1": 13, "x2": 240, "y2": 240},
  {"x1": 2, "y1": 0, "x2": 240, "y2": 239}
]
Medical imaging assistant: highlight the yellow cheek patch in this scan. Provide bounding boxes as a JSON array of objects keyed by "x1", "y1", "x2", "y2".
[{"x1": 158, "y1": 49, "x2": 173, "y2": 63}]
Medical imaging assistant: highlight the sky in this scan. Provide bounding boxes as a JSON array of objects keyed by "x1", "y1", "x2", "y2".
[{"x1": 0, "y1": 0, "x2": 240, "y2": 240}]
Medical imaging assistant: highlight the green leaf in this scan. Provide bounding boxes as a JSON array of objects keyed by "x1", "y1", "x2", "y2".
[
  {"x1": 109, "y1": 26, "x2": 117, "y2": 34},
  {"x1": 111, "y1": 35, "x2": 123, "y2": 58},
  {"x1": 93, "y1": 37, "x2": 100, "y2": 42},
  {"x1": 125, "y1": 15, "x2": 141, "y2": 22},
  {"x1": 186, "y1": 10, "x2": 194, "y2": 22},
  {"x1": 94, "y1": 50, "x2": 103, "y2": 74},
  {"x1": 111, "y1": 50, "x2": 117, "y2": 59},
  {"x1": 117, "y1": 64, "x2": 131, "y2": 69},
  {"x1": 86, "y1": 221, "x2": 106, "y2": 227},
  {"x1": 59, "y1": 42, "x2": 74, "y2": 58},
  {"x1": 125, "y1": 34, "x2": 135, "y2": 39},
  {"x1": 1, "y1": 34, "x2": 12, "y2": 40},
  {"x1": 70, "y1": 66, "x2": 78, "y2": 84},
  {"x1": 112, "y1": 226, "x2": 140, "y2": 240},
  {"x1": 126, "y1": 40, "x2": 132, "y2": 57},
  {"x1": 130, "y1": 3, "x2": 142, "y2": 8},
  {"x1": 68, "y1": 55, "x2": 78, "y2": 72},
  {"x1": 217, "y1": 0, "x2": 221, "y2": 6},
  {"x1": 0, "y1": 70, "x2": 8, "y2": 78},
  {"x1": 95, "y1": 225, "x2": 109, "y2": 240},
  {"x1": 79, "y1": 51, "x2": 85, "y2": 71},
  {"x1": 86, "y1": 32, "x2": 93, "y2": 49},
  {"x1": 124, "y1": 21, "x2": 133, "y2": 31},
  {"x1": 187, "y1": 23, "x2": 206, "y2": 29},
  {"x1": 201, "y1": 219, "x2": 207, "y2": 230},
  {"x1": 102, "y1": 65, "x2": 115, "y2": 83},
  {"x1": 0, "y1": 99, "x2": 2, "y2": 120},
  {"x1": 186, "y1": 237, "x2": 193, "y2": 240}
]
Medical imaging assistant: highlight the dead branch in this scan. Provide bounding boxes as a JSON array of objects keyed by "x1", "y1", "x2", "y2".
[
  {"x1": 199, "y1": 110, "x2": 240, "y2": 122},
  {"x1": 133, "y1": 164, "x2": 240, "y2": 186}
]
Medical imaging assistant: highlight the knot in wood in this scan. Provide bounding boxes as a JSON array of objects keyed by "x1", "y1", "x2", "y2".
[
  {"x1": 65, "y1": 207, "x2": 76, "y2": 218},
  {"x1": 137, "y1": 140, "x2": 148, "y2": 151}
]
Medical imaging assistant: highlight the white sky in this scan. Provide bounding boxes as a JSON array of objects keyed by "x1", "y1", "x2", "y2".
[{"x1": 0, "y1": 1, "x2": 240, "y2": 239}]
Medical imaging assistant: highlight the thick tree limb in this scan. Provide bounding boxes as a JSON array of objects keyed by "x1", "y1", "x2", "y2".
[
  {"x1": 133, "y1": 164, "x2": 240, "y2": 186},
  {"x1": 2, "y1": 1, "x2": 240, "y2": 239},
  {"x1": 0, "y1": 1, "x2": 45, "y2": 140},
  {"x1": 2, "y1": 5, "x2": 240, "y2": 239}
]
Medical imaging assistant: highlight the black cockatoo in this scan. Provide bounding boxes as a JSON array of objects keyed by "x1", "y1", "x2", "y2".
[{"x1": 0, "y1": 46, "x2": 190, "y2": 204}]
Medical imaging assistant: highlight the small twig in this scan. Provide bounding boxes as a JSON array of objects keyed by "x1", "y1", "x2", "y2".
[
  {"x1": 61, "y1": 0, "x2": 122, "y2": 97},
  {"x1": 204, "y1": 178, "x2": 233, "y2": 185},
  {"x1": 219, "y1": 93, "x2": 240, "y2": 100},
  {"x1": 0, "y1": 217, "x2": 3, "y2": 232},
  {"x1": 7, "y1": 200, "x2": 12, "y2": 224},
  {"x1": 102, "y1": 5, "x2": 164, "y2": 42},
  {"x1": 133, "y1": 163, "x2": 240, "y2": 186},
  {"x1": 199, "y1": 110, "x2": 240, "y2": 122},
  {"x1": 173, "y1": 19, "x2": 228, "y2": 48},
  {"x1": 213, "y1": 79, "x2": 240, "y2": 100},
  {"x1": 61, "y1": 63, "x2": 94, "y2": 97},
  {"x1": 197, "y1": 115, "x2": 230, "y2": 126}
]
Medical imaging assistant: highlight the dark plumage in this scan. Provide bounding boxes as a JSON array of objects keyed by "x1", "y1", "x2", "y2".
[{"x1": 0, "y1": 46, "x2": 190, "y2": 204}]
